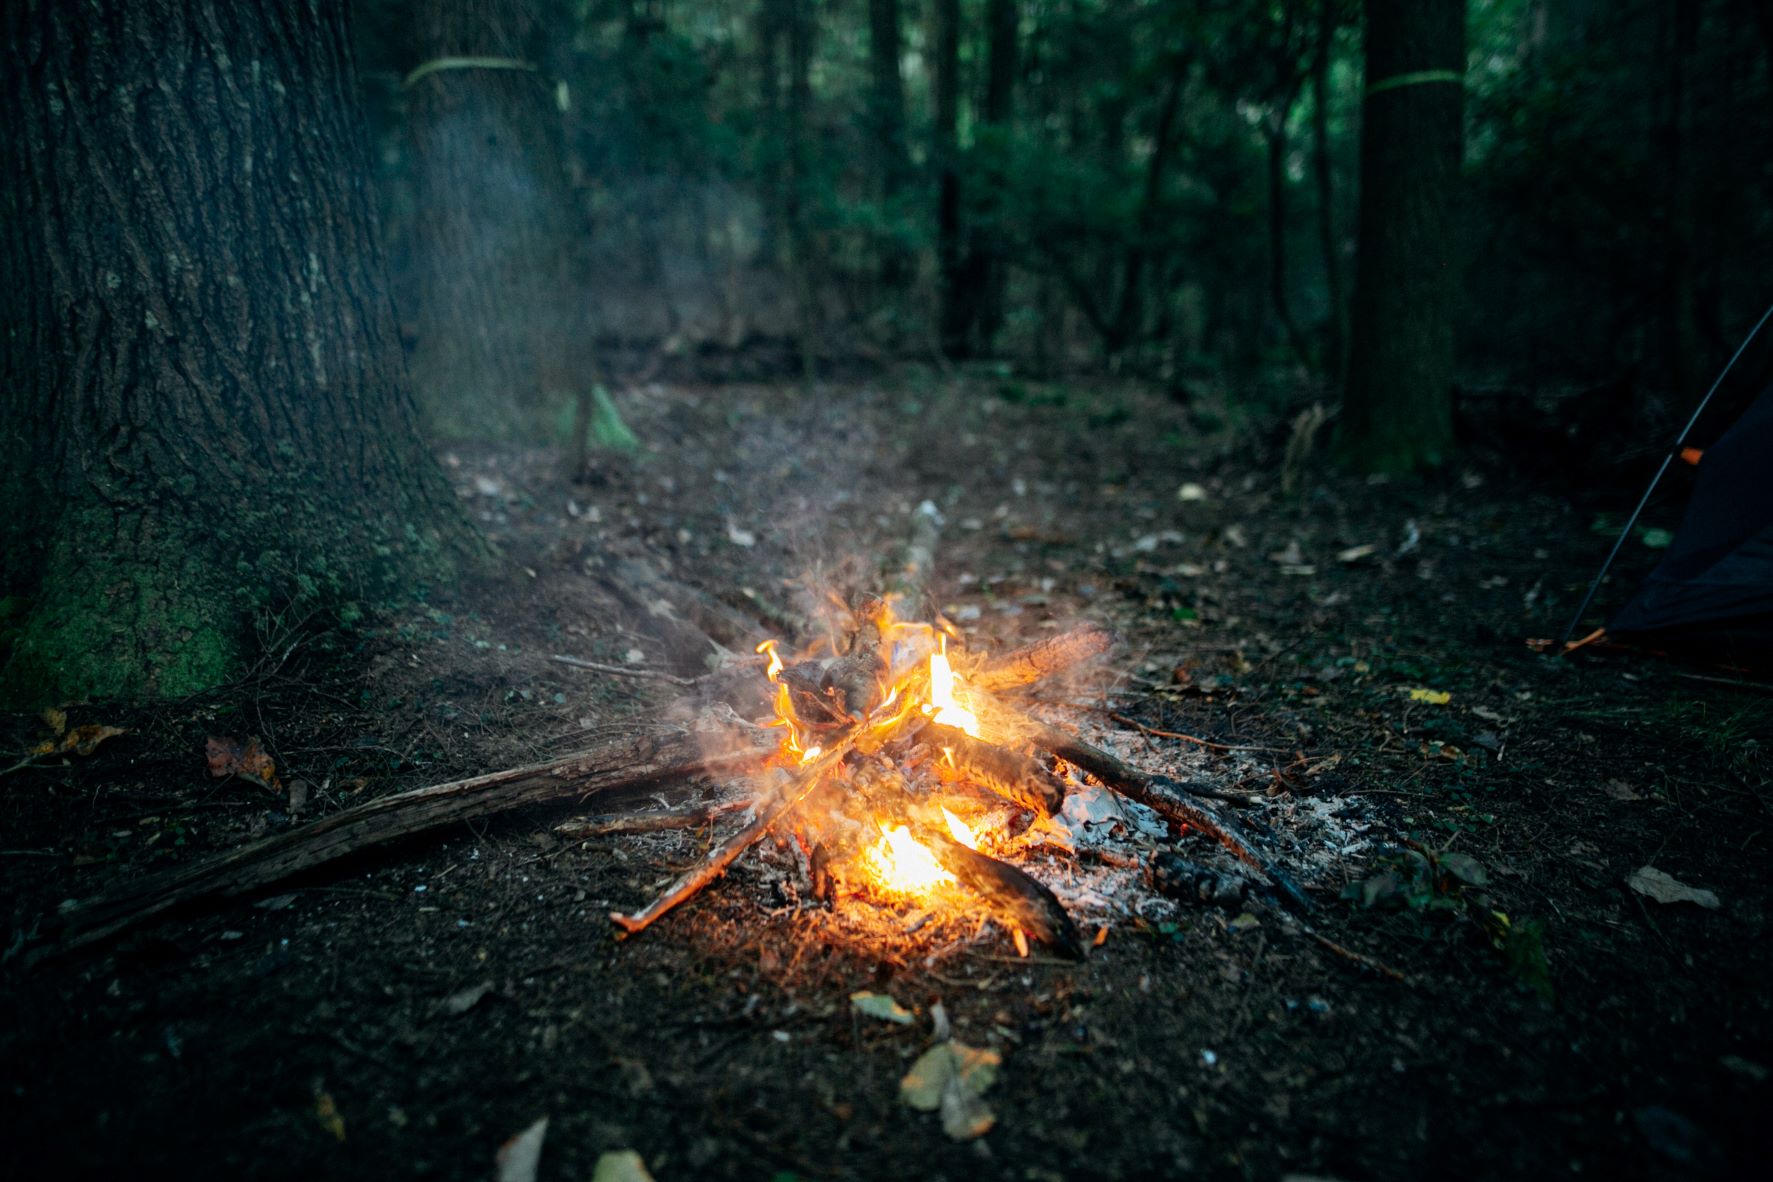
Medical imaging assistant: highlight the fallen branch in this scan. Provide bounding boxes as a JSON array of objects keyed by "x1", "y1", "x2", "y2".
[
  {"x1": 1019, "y1": 718, "x2": 1312, "y2": 913},
  {"x1": 555, "y1": 798, "x2": 747, "y2": 838},
  {"x1": 550, "y1": 654, "x2": 698, "y2": 686},
  {"x1": 31, "y1": 727, "x2": 775, "y2": 960}
]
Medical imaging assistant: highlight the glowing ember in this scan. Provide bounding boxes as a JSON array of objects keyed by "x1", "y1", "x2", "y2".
[
  {"x1": 942, "y1": 805, "x2": 980, "y2": 850},
  {"x1": 925, "y1": 641, "x2": 981, "y2": 737},
  {"x1": 865, "y1": 824, "x2": 955, "y2": 895}
]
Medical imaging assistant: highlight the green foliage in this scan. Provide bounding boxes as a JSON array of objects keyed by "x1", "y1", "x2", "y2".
[{"x1": 1346, "y1": 842, "x2": 1553, "y2": 1002}]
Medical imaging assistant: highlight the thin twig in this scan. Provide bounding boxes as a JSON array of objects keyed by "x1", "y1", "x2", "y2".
[
  {"x1": 1109, "y1": 712, "x2": 1295, "y2": 754},
  {"x1": 610, "y1": 739, "x2": 856, "y2": 936},
  {"x1": 550, "y1": 654, "x2": 697, "y2": 686}
]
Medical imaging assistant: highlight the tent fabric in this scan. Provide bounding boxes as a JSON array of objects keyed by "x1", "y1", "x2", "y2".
[{"x1": 1608, "y1": 383, "x2": 1773, "y2": 662}]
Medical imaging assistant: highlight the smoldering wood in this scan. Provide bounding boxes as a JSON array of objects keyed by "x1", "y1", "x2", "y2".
[
  {"x1": 33, "y1": 728, "x2": 775, "y2": 960},
  {"x1": 967, "y1": 622, "x2": 1115, "y2": 693},
  {"x1": 1021, "y1": 718, "x2": 1312, "y2": 913},
  {"x1": 927, "y1": 832, "x2": 1084, "y2": 959},
  {"x1": 939, "y1": 731, "x2": 1067, "y2": 815}
]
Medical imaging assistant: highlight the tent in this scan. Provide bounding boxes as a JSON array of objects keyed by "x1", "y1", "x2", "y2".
[{"x1": 1601, "y1": 383, "x2": 1773, "y2": 666}]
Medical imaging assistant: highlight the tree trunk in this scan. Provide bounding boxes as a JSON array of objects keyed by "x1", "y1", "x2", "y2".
[
  {"x1": 397, "y1": 0, "x2": 590, "y2": 438},
  {"x1": 1266, "y1": 101, "x2": 1315, "y2": 370},
  {"x1": 1339, "y1": 0, "x2": 1465, "y2": 474},
  {"x1": 0, "y1": 0, "x2": 477, "y2": 706},
  {"x1": 1105, "y1": 53, "x2": 1188, "y2": 358},
  {"x1": 933, "y1": 0, "x2": 970, "y2": 358},
  {"x1": 965, "y1": 0, "x2": 1019, "y2": 351},
  {"x1": 867, "y1": 0, "x2": 912, "y2": 286},
  {"x1": 1312, "y1": 0, "x2": 1348, "y2": 382}
]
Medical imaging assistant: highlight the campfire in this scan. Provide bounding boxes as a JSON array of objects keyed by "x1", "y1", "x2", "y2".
[{"x1": 609, "y1": 595, "x2": 1309, "y2": 956}]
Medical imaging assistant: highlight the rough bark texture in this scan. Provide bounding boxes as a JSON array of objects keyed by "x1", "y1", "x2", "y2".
[
  {"x1": 1338, "y1": 0, "x2": 1465, "y2": 474},
  {"x1": 0, "y1": 0, "x2": 476, "y2": 706},
  {"x1": 396, "y1": 0, "x2": 591, "y2": 438}
]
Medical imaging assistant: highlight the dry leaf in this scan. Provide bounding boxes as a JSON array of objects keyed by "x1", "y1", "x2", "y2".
[
  {"x1": 901, "y1": 1041, "x2": 1002, "y2": 1141},
  {"x1": 496, "y1": 1117, "x2": 548, "y2": 1182},
  {"x1": 205, "y1": 735, "x2": 280, "y2": 791},
  {"x1": 313, "y1": 1089, "x2": 346, "y2": 1142},
  {"x1": 1406, "y1": 688, "x2": 1451, "y2": 705},
  {"x1": 1628, "y1": 866, "x2": 1720, "y2": 910},
  {"x1": 443, "y1": 980, "x2": 493, "y2": 1015},
  {"x1": 591, "y1": 1150, "x2": 656, "y2": 1182},
  {"x1": 850, "y1": 991, "x2": 915, "y2": 1025}
]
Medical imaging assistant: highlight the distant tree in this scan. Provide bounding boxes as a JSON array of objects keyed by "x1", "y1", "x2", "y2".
[
  {"x1": 959, "y1": 0, "x2": 1019, "y2": 352},
  {"x1": 0, "y1": 0, "x2": 477, "y2": 705},
  {"x1": 1339, "y1": 0, "x2": 1465, "y2": 473},
  {"x1": 934, "y1": 0, "x2": 968, "y2": 358},
  {"x1": 867, "y1": 0, "x2": 913, "y2": 285},
  {"x1": 394, "y1": 0, "x2": 592, "y2": 437}
]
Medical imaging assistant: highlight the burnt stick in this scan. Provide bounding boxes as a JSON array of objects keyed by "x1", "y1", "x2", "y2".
[
  {"x1": 926, "y1": 831, "x2": 1084, "y2": 959},
  {"x1": 610, "y1": 738, "x2": 858, "y2": 936},
  {"x1": 1019, "y1": 718, "x2": 1313, "y2": 914}
]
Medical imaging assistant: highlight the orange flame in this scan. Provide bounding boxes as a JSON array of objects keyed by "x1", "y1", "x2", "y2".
[
  {"x1": 924, "y1": 637, "x2": 980, "y2": 737},
  {"x1": 756, "y1": 638, "x2": 819, "y2": 763},
  {"x1": 941, "y1": 806, "x2": 979, "y2": 850},
  {"x1": 865, "y1": 824, "x2": 955, "y2": 895}
]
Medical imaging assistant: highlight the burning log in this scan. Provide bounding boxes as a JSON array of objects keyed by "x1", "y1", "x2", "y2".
[
  {"x1": 926, "y1": 831, "x2": 1084, "y2": 959},
  {"x1": 938, "y1": 731, "x2": 1067, "y2": 816},
  {"x1": 29, "y1": 728, "x2": 775, "y2": 961},
  {"x1": 966, "y1": 623, "x2": 1115, "y2": 693},
  {"x1": 1020, "y1": 719, "x2": 1312, "y2": 914}
]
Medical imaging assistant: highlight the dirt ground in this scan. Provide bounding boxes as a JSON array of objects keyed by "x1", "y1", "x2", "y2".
[{"x1": 3, "y1": 374, "x2": 1769, "y2": 1181}]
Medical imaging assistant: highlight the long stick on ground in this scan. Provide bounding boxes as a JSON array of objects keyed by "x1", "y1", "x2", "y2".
[
  {"x1": 32, "y1": 728, "x2": 774, "y2": 961},
  {"x1": 1020, "y1": 718, "x2": 1312, "y2": 913},
  {"x1": 610, "y1": 738, "x2": 857, "y2": 936}
]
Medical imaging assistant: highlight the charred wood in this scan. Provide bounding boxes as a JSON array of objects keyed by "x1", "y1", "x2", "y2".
[
  {"x1": 1022, "y1": 719, "x2": 1312, "y2": 913},
  {"x1": 939, "y1": 731, "x2": 1067, "y2": 815},
  {"x1": 967, "y1": 623, "x2": 1115, "y2": 692},
  {"x1": 928, "y1": 832, "x2": 1084, "y2": 959}
]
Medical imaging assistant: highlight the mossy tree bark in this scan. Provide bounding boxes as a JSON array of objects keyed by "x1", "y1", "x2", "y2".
[
  {"x1": 0, "y1": 0, "x2": 478, "y2": 706},
  {"x1": 1338, "y1": 0, "x2": 1465, "y2": 474},
  {"x1": 395, "y1": 0, "x2": 590, "y2": 438}
]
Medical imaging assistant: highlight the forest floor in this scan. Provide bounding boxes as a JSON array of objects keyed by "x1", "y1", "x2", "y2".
[{"x1": 3, "y1": 373, "x2": 1770, "y2": 1181}]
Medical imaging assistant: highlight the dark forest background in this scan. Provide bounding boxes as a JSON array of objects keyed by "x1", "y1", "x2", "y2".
[
  {"x1": 5, "y1": 0, "x2": 1773, "y2": 705},
  {"x1": 361, "y1": 0, "x2": 1772, "y2": 440}
]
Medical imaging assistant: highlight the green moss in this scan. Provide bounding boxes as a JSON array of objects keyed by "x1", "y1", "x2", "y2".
[{"x1": 0, "y1": 475, "x2": 477, "y2": 707}]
